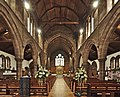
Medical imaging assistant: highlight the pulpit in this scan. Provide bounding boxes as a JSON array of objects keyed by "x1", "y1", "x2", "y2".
[{"x1": 20, "y1": 77, "x2": 30, "y2": 97}]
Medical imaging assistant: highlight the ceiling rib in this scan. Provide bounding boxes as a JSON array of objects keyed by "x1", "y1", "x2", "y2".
[
  {"x1": 43, "y1": 0, "x2": 50, "y2": 25},
  {"x1": 40, "y1": 6, "x2": 80, "y2": 20},
  {"x1": 35, "y1": 0, "x2": 42, "y2": 5},
  {"x1": 40, "y1": 21, "x2": 80, "y2": 25},
  {"x1": 45, "y1": 24, "x2": 74, "y2": 34},
  {"x1": 41, "y1": 16, "x2": 79, "y2": 28},
  {"x1": 80, "y1": 0, "x2": 88, "y2": 8}
]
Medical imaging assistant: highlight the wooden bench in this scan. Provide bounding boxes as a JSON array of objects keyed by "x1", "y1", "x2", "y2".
[
  {"x1": 74, "y1": 82, "x2": 120, "y2": 97},
  {"x1": 89, "y1": 83, "x2": 120, "y2": 97},
  {"x1": 0, "y1": 79, "x2": 19, "y2": 96},
  {"x1": 47, "y1": 75, "x2": 56, "y2": 91},
  {"x1": 0, "y1": 76, "x2": 57, "y2": 96},
  {"x1": 30, "y1": 78, "x2": 49, "y2": 96},
  {"x1": 73, "y1": 78, "x2": 120, "y2": 97},
  {"x1": 64, "y1": 76, "x2": 74, "y2": 90}
]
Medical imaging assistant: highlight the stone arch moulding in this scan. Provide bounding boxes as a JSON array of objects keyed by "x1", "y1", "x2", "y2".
[
  {"x1": 82, "y1": 39, "x2": 98, "y2": 62},
  {"x1": 76, "y1": 47, "x2": 83, "y2": 66},
  {"x1": 24, "y1": 39, "x2": 39, "y2": 61},
  {"x1": 99, "y1": 6, "x2": 120, "y2": 58},
  {"x1": 0, "y1": 2, "x2": 23, "y2": 58},
  {"x1": 44, "y1": 33, "x2": 76, "y2": 53},
  {"x1": 77, "y1": 54, "x2": 83, "y2": 67}
]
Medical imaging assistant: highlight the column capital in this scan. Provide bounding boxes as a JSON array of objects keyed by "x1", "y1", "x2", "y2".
[
  {"x1": 15, "y1": 57, "x2": 23, "y2": 62},
  {"x1": 82, "y1": 62, "x2": 90, "y2": 66},
  {"x1": 15, "y1": 57, "x2": 23, "y2": 80},
  {"x1": 98, "y1": 58, "x2": 107, "y2": 62}
]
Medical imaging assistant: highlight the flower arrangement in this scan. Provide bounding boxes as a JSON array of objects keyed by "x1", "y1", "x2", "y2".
[
  {"x1": 74, "y1": 67, "x2": 88, "y2": 83},
  {"x1": 35, "y1": 66, "x2": 49, "y2": 79}
]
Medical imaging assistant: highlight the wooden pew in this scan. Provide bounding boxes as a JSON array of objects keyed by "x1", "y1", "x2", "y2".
[
  {"x1": 30, "y1": 78, "x2": 49, "y2": 96},
  {"x1": 89, "y1": 83, "x2": 120, "y2": 97},
  {"x1": 47, "y1": 75, "x2": 56, "y2": 91},
  {"x1": 63, "y1": 76, "x2": 73, "y2": 89},
  {"x1": 30, "y1": 75, "x2": 56, "y2": 96},
  {"x1": 0, "y1": 76, "x2": 57, "y2": 96},
  {"x1": 74, "y1": 78, "x2": 120, "y2": 97},
  {"x1": 0, "y1": 79, "x2": 19, "y2": 96}
]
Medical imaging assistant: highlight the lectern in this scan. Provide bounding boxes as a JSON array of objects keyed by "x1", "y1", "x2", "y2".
[{"x1": 20, "y1": 77, "x2": 30, "y2": 97}]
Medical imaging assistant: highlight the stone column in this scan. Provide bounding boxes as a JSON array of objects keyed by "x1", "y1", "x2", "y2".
[
  {"x1": 47, "y1": 57, "x2": 50, "y2": 70},
  {"x1": 98, "y1": 58, "x2": 107, "y2": 80},
  {"x1": 43, "y1": 50, "x2": 47, "y2": 68},
  {"x1": 82, "y1": 62, "x2": 90, "y2": 77},
  {"x1": 15, "y1": 57, "x2": 23, "y2": 80},
  {"x1": 33, "y1": 58, "x2": 38, "y2": 76},
  {"x1": 73, "y1": 53, "x2": 77, "y2": 70},
  {"x1": 69, "y1": 56, "x2": 73, "y2": 71}
]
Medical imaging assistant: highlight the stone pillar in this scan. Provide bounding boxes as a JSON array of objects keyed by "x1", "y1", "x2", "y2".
[
  {"x1": 39, "y1": 52, "x2": 43, "y2": 66},
  {"x1": 44, "y1": 51, "x2": 47, "y2": 68},
  {"x1": 69, "y1": 56, "x2": 73, "y2": 71},
  {"x1": 33, "y1": 58, "x2": 38, "y2": 76},
  {"x1": 15, "y1": 57, "x2": 23, "y2": 80},
  {"x1": 82, "y1": 62, "x2": 90, "y2": 77},
  {"x1": 47, "y1": 57, "x2": 50, "y2": 70},
  {"x1": 98, "y1": 58, "x2": 107, "y2": 80},
  {"x1": 73, "y1": 54, "x2": 77, "y2": 70}
]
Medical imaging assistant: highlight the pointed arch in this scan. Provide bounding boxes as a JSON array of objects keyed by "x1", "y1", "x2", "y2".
[
  {"x1": 44, "y1": 33, "x2": 76, "y2": 53},
  {"x1": 24, "y1": 39, "x2": 39, "y2": 61},
  {"x1": 82, "y1": 39, "x2": 98, "y2": 62},
  {"x1": 0, "y1": 1, "x2": 23, "y2": 58},
  {"x1": 99, "y1": 6, "x2": 120, "y2": 58}
]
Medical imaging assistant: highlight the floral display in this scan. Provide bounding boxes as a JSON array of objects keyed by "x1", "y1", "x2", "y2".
[
  {"x1": 35, "y1": 66, "x2": 49, "y2": 79},
  {"x1": 74, "y1": 67, "x2": 88, "y2": 83}
]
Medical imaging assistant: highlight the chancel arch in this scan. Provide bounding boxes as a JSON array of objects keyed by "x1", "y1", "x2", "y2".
[
  {"x1": 46, "y1": 32, "x2": 75, "y2": 74},
  {"x1": 44, "y1": 33, "x2": 76, "y2": 52}
]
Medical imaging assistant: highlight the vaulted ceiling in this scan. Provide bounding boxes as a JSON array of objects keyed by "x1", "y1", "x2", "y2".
[
  {"x1": 30, "y1": 0, "x2": 93, "y2": 58},
  {"x1": 0, "y1": 0, "x2": 119, "y2": 61},
  {"x1": 31, "y1": 0, "x2": 92, "y2": 39}
]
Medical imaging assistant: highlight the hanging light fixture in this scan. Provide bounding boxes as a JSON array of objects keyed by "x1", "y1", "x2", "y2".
[
  {"x1": 80, "y1": 29, "x2": 83, "y2": 34},
  {"x1": 24, "y1": 1, "x2": 30, "y2": 10},
  {"x1": 37, "y1": 29, "x2": 42, "y2": 34},
  {"x1": 93, "y1": 0, "x2": 99, "y2": 8}
]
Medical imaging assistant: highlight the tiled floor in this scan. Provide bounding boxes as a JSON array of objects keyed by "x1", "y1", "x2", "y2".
[{"x1": 48, "y1": 77, "x2": 75, "y2": 97}]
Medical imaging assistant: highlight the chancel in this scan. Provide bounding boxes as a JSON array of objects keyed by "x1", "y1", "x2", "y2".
[{"x1": 0, "y1": 0, "x2": 119, "y2": 97}]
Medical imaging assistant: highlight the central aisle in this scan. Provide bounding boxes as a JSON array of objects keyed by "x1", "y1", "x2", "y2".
[{"x1": 48, "y1": 77, "x2": 75, "y2": 97}]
